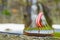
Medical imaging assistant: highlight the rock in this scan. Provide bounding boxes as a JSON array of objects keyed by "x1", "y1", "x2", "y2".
[{"x1": 0, "y1": 33, "x2": 59, "y2": 40}]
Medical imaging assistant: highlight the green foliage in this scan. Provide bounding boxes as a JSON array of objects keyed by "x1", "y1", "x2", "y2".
[
  {"x1": 25, "y1": 26, "x2": 52, "y2": 31},
  {"x1": 54, "y1": 32, "x2": 60, "y2": 37},
  {"x1": 54, "y1": 0, "x2": 60, "y2": 3},
  {"x1": 2, "y1": 9, "x2": 11, "y2": 16},
  {"x1": 0, "y1": 0, "x2": 2, "y2": 4}
]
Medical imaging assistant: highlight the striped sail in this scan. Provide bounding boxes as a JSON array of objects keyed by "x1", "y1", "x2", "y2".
[{"x1": 36, "y1": 11, "x2": 47, "y2": 28}]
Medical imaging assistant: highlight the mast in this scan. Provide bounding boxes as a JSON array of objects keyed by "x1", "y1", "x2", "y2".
[{"x1": 30, "y1": 0, "x2": 38, "y2": 27}]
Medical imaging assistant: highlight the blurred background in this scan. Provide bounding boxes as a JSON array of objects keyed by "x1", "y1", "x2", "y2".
[{"x1": 0, "y1": 0, "x2": 60, "y2": 25}]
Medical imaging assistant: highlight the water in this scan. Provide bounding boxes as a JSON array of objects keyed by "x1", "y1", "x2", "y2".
[
  {"x1": 55, "y1": 29, "x2": 60, "y2": 32},
  {"x1": 0, "y1": 24, "x2": 25, "y2": 35}
]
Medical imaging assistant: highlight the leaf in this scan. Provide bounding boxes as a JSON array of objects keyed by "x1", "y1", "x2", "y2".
[{"x1": 2, "y1": 9, "x2": 11, "y2": 16}]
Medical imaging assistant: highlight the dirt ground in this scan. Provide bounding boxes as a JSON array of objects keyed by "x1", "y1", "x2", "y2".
[{"x1": 0, "y1": 33, "x2": 60, "y2": 40}]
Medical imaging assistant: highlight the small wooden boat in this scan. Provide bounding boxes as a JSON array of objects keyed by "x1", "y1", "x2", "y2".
[{"x1": 24, "y1": 30, "x2": 54, "y2": 37}]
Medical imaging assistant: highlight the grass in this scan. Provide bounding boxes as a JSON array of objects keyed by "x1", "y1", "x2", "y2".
[
  {"x1": 25, "y1": 26, "x2": 53, "y2": 31},
  {"x1": 54, "y1": 32, "x2": 60, "y2": 37}
]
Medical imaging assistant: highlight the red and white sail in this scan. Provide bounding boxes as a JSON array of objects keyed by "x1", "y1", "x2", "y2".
[{"x1": 36, "y1": 11, "x2": 47, "y2": 28}]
